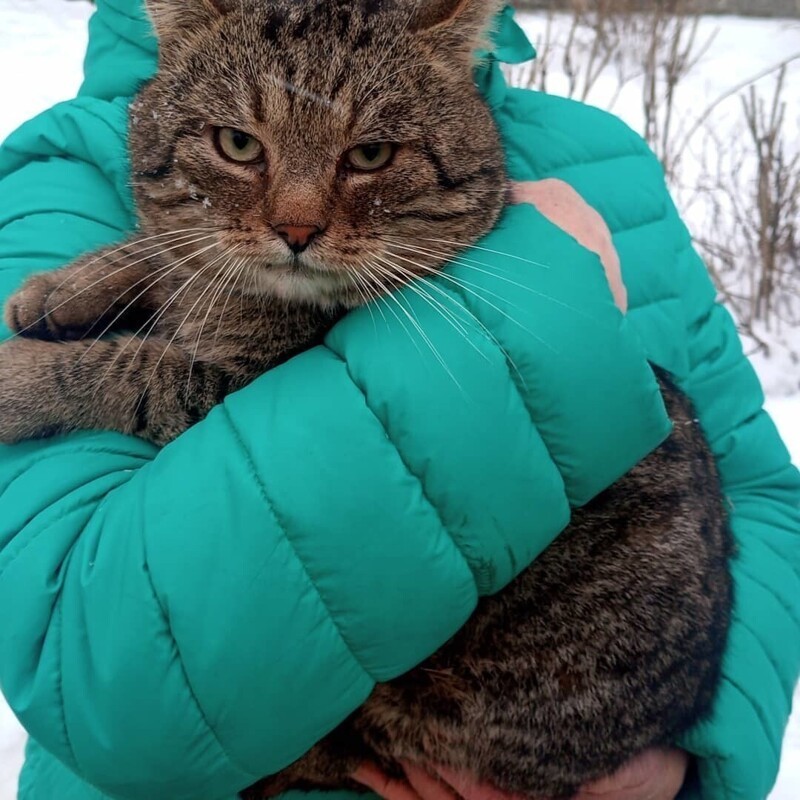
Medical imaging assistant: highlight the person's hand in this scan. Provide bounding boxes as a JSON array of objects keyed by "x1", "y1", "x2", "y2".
[
  {"x1": 509, "y1": 179, "x2": 628, "y2": 314},
  {"x1": 352, "y1": 761, "x2": 528, "y2": 800},
  {"x1": 572, "y1": 748, "x2": 689, "y2": 800},
  {"x1": 352, "y1": 747, "x2": 689, "y2": 800}
]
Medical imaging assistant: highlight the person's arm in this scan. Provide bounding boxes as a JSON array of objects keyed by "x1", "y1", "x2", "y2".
[{"x1": 667, "y1": 204, "x2": 800, "y2": 800}]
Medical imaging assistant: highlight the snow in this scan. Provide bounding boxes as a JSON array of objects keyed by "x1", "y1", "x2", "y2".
[
  {"x1": 0, "y1": 1, "x2": 797, "y2": 798},
  {"x1": 0, "y1": 701, "x2": 23, "y2": 800},
  {"x1": 0, "y1": 0, "x2": 93, "y2": 144},
  {"x1": 514, "y1": 14, "x2": 800, "y2": 143}
]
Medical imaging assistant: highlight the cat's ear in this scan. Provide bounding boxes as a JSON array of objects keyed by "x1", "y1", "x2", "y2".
[
  {"x1": 408, "y1": 0, "x2": 501, "y2": 61},
  {"x1": 145, "y1": 0, "x2": 235, "y2": 41}
]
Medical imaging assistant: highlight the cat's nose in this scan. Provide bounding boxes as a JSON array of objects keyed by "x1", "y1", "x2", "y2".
[{"x1": 273, "y1": 223, "x2": 324, "y2": 254}]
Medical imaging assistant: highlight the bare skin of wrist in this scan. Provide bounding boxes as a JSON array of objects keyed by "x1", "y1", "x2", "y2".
[{"x1": 351, "y1": 182, "x2": 688, "y2": 800}]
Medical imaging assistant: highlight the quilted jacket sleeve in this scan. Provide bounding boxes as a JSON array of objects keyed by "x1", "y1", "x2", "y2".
[
  {"x1": 668, "y1": 207, "x2": 800, "y2": 799},
  {"x1": 0, "y1": 65, "x2": 670, "y2": 800}
]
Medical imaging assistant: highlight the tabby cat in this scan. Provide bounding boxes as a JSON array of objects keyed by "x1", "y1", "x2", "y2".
[{"x1": 0, "y1": 0, "x2": 732, "y2": 797}]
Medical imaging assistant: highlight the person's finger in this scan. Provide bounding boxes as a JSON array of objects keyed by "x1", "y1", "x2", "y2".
[
  {"x1": 401, "y1": 761, "x2": 460, "y2": 800},
  {"x1": 432, "y1": 764, "x2": 533, "y2": 800},
  {"x1": 352, "y1": 763, "x2": 424, "y2": 800},
  {"x1": 572, "y1": 748, "x2": 688, "y2": 800}
]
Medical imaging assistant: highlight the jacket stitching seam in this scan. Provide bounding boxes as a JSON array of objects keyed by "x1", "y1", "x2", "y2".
[
  {"x1": 56, "y1": 594, "x2": 80, "y2": 774},
  {"x1": 0, "y1": 446, "x2": 150, "y2": 497},
  {"x1": 219, "y1": 404, "x2": 376, "y2": 683},
  {"x1": 431, "y1": 279, "x2": 566, "y2": 503},
  {"x1": 324, "y1": 346, "x2": 481, "y2": 589},
  {"x1": 732, "y1": 608, "x2": 797, "y2": 702},
  {"x1": 0, "y1": 208, "x2": 126, "y2": 242},
  {"x1": 710, "y1": 755, "x2": 730, "y2": 798},
  {"x1": 0, "y1": 496, "x2": 104, "y2": 778},
  {"x1": 512, "y1": 146, "x2": 649, "y2": 177},
  {"x1": 749, "y1": 533, "x2": 800, "y2": 581},
  {"x1": 736, "y1": 553, "x2": 800, "y2": 628},
  {"x1": 729, "y1": 512, "x2": 800, "y2": 580},
  {"x1": 0, "y1": 490, "x2": 116, "y2": 771},
  {"x1": 608, "y1": 212, "x2": 670, "y2": 237},
  {"x1": 720, "y1": 675, "x2": 781, "y2": 765},
  {"x1": 0, "y1": 487, "x2": 115, "y2": 581},
  {"x1": 140, "y1": 532, "x2": 259, "y2": 780},
  {"x1": 503, "y1": 105, "x2": 643, "y2": 162}
]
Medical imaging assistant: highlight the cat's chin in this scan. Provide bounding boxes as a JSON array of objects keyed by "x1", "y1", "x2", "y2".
[{"x1": 244, "y1": 262, "x2": 359, "y2": 310}]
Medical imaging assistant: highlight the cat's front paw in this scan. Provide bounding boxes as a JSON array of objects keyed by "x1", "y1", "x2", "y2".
[
  {"x1": 0, "y1": 339, "x2": 63, "y2": 443},
  {"x1": 5, "y1": 272, "x2": 100, "y2": 341}
]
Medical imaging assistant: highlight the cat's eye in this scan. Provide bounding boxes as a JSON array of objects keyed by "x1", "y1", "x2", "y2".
[
  {"x1": 214, "y1": 127, "x2": 265, "y2": 164},
  {"x1": 346, "y1": 143, "x2": 395, "y2": 172}
]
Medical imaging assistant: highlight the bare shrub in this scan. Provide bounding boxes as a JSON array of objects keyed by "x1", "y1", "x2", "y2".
[
  {"x1": 507, "y1": 0, "x2": 714, "y2": 178},
  {"x1": 506, "y1": 5, "x2": 800, "y2": 374},
  {"x1": 692, "y1": 66, "x2": 800, "y2": 358}
]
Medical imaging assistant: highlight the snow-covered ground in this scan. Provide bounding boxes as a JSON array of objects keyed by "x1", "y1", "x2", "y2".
[
  {"x1": 0, "y1": 1, "x2": 797, "y2": 798},
  {"x1": 0, "y1": 0, "x2": 93, "y2": 144}
]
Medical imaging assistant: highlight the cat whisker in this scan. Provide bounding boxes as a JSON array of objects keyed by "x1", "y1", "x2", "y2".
[
  {"x1": 49, "y1": 227, "x2": 218, "y2": 291},
  {"x1": 387, "y1": 239, "x2": 550, "y2": 293},
  {"x1": 77, "y1": 234, "x2": 222, "y2": 340},
  {"x1": 353, "y1": 30, "x2": 409, "y2": 102},
  {"x1": 343, "y1": 265, "x2": 378, "y2": 333},
  {"x1": 373, "y1": 254, "x2": 476, "y2": 341},
  {"x1": 383, "y1": 237, "x2": 523, "y2": 274},
  {"x1": 372, "y1": 253, "x2": 509, "y2": 372},
  {"x1": 353, "y1": 261, "x2": 390, "y2": 329},
  {"x1": 77, "y1": 239, "x2": 221, "y2": 366},
  {"x1": 150, "y1": 245, "x2": 240, "y2": 391},
  {"x1": 91, "y1": 239, "x2": 232, "y2": 383},
  {"x1": 383, "y1": 238, "x2": 531, "y2": 285},
  {"x1": 356, "y1": 59, "x2": 432, "y2": 109},
  {"x1": 359, "y1": 262, "x2": 422, "y2": 360},
  {"x1": 381, "y1": 247, "x2": 557, "y2": 359},
  {"x1": 367, "y1": 260, "x2": 462, "y2": 390},
  {"x1": 187, "y1": 246, "x2": 245, "y2": 389},
  {"x1": 11, "y1": 230, "x2": 220, "y2": 338},
  {"x1": 415, "y1": 236, "x2": 554, "y2": 271},
  {"x1": 212, "y1": 257, "x2": 250, "y2": 349},
  {"x1": 388, "y1": 240, "x2": 606, "y2": 326},
  {"x1": 374, "y1": 253, "x2": 528, "y2": 387},
  {"x1": 357, "y1": 0, "x2": 421, "y2": 98},
  {"x1": 90, "y1": 261, "x2": 218, "y2": 399},
  {"x1": 123, "y1": 245, "x2": 238, "y2": 414}
]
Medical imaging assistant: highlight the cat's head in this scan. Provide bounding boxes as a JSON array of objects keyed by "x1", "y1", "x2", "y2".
[{"x1": 131, "y1": 0, "x2": 507, "y2": 308}]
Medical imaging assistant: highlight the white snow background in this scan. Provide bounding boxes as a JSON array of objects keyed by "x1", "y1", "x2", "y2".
[{"x1": 0, "y1": 0, "x2": 797, "y2": 798}]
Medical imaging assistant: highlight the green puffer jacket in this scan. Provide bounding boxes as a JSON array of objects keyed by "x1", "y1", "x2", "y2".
[{"x1": 0, "y1": 4, "x2": 797, "y2": 800}]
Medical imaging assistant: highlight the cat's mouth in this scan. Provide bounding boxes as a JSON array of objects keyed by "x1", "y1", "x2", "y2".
[
  {"x1": 240, "y1": 238, "x2": 413, "y2": 307},
  {"x1": 266, "y1": 249, "x2": 336, "y2": 276},
  {"x1": 242, "y1": 251, "x2": 361, "y2": 307}
]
